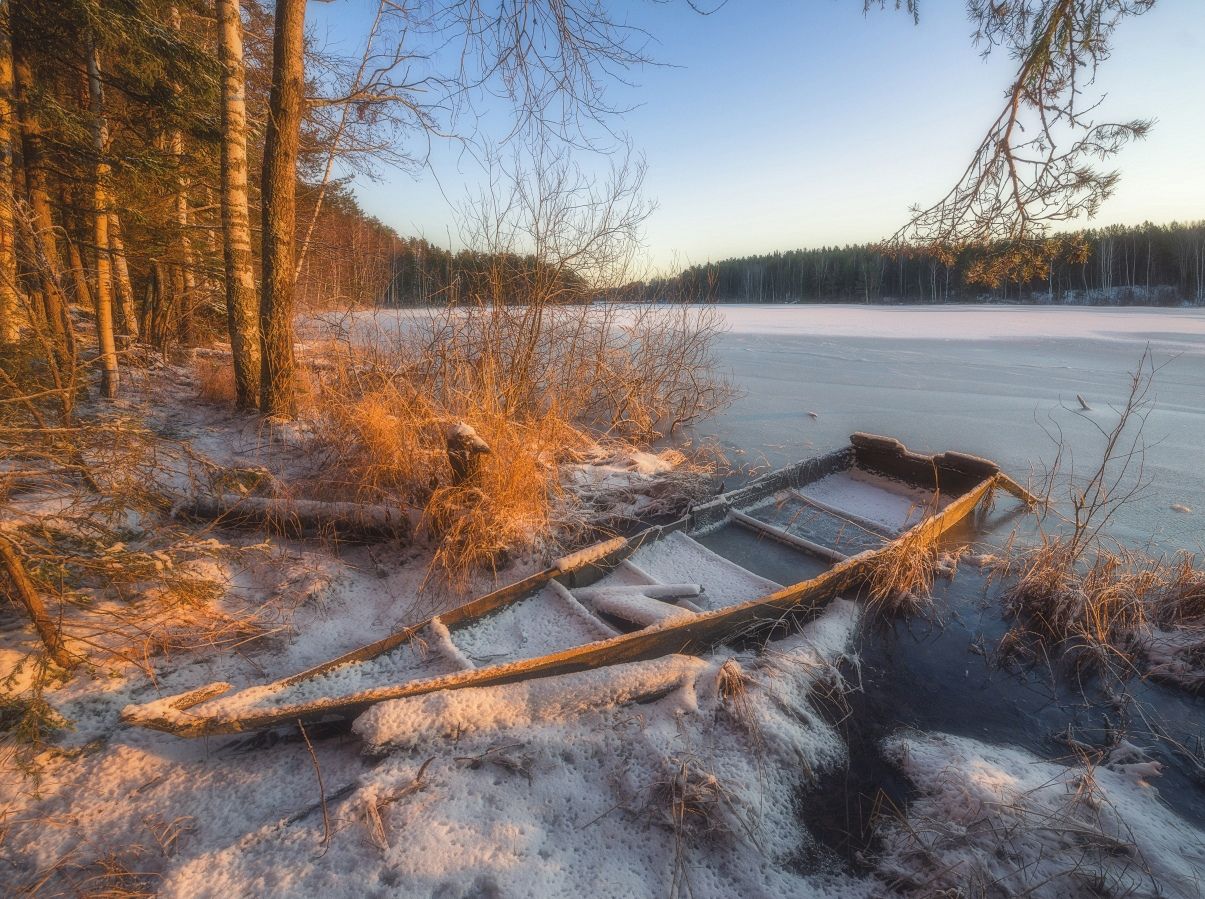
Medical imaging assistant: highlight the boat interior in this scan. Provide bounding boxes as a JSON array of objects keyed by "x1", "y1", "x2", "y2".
[{"x1": 138, "y1": 433, "x2": 1006, "y2": 732}]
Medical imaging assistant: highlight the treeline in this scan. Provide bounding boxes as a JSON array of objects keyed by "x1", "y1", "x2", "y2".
[
  {"x1": 378, "y1": 241, "x2": 586, "y2": 307},
  {"x1": 618, "y1": 222, "x2": 1205, "y2": 305}
]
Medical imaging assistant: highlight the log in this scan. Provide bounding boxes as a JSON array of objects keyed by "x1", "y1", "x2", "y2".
[{"x1": 176, "y1": 493, "x2": 409, "y2": 541}]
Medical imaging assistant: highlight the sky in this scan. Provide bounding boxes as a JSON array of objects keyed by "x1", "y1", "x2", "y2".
[{"x1": 306, "y1": 1, "x2": 1205, "y2": 274}]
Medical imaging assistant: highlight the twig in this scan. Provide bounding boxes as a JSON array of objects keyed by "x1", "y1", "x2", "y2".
[{"x1": 297, "y1": 719, "x2": 330, "y2": 850}]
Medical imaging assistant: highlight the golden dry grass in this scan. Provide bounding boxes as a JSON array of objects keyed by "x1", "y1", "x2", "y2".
[
  {"x1": 303, "y1": 304, "x2": 730, "y2": 584},
  {"x1": 193, "y1": 356, "x2": 237, "y2": 405},
  {"x1": 862, "y1": 525, "x2": 944, "y2": 619},
  {"x1": 992, "y1": 539, "x2": 1205, "y2": 679}
]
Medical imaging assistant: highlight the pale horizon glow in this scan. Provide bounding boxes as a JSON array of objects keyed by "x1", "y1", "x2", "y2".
[{"x1": 308, "y1": 1, "x2": 1205, "y2": 274}]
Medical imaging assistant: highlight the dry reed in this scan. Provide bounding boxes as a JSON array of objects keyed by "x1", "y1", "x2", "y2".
[
  {"x1": 303, "y1": 302, "x2": 731, "y2": 583},
  {"x1": 862, "y1": 524, "x2": 944, "y2": 619},
  {"x1": 992, "y1": 540, "x2": 1205, "y2": 684},
  {"x1": 193, "y1": 356, "x2": 237, "y2": 405}
]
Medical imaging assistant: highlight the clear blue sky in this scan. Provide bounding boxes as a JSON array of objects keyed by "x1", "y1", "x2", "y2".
[{"x1": 307, "y1": 1, "x2": 1205, "y2": 273}]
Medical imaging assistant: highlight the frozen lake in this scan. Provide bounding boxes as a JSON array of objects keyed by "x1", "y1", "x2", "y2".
[{"x1": 699, "y1": 304, "x2": 1205, "y2": 550}]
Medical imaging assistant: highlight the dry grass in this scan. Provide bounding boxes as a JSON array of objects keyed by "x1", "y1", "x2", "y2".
[
  {"x1": 193, "y1": 356, "x2": 237, "y2": 405},
  {"x1": 303, "y1": 303, "x2": 731, "y2": 583},
  {"x1": 1152, "y1": 552, "x2": 1205, "y2": 626},
  {"x1": 992, "y1": 539, "x2": 1205, "y2": 683},
  {"x1": 862, "y1": 526, "x2": 944, "y2": 619},
  {"x1": 650, "y1": 754, "x2": 755, "y2": 899}
]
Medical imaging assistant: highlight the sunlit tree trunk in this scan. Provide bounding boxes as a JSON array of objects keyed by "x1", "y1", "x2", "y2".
[
  {"x1": 259, "y1": 0, "x2": 305, "y2": 416},
  {"x1": 87, "y1": 37, "x2": 117, "y2": 398},
  {"x1": 107, "y1": 210, "x2": 139, "y2": 342},
  {"x1": 169, "y1": 4, "x2": 195, "y2": 345},
  {"x1": 11, "y1": 0, "x2": 75, "y2": 366},
  {"x1": 0, "y1": 5, "x2": 20, "y2": 346},
  {"x1": 217, "y1": 0, "x2": 260, "y2": 409},
  {"x1": 0, "y1": 533, "x2": 73, "y2": 668}
]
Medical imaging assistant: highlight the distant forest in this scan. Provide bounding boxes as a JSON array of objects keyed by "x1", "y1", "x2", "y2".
[
  {"x1": 374, "y1": 221, "x2": 1205, "y2": 307},
  {"x1": 614, "y1": 222, "x2": 1205, "y2": 306}
]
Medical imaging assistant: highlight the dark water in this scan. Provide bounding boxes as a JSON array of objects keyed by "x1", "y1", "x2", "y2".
[
  {"x1": 698, "y1": 506, "x2": 1205, "y2": 866},
  {"x1": 682, "y1": 312, "x2": 1205, "y2": 860}
]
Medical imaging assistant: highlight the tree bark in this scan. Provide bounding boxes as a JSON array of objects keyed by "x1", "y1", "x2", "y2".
[
  {"x1": 258, "y1": 0, "x2": 306, "y2": 417},
  {"x1": 0, "y1": 532, "x2": 73, "y2": 669},
  {"x1": 217, "y1": 0, "x2": 261, "y2": 409},
  {"x1": 107, "y1": 210, "x2": 139, "y2": 342},
  {"x1": 87, "y1": 38, "x2": 118, "y2": 398},
  {"x1": 65, "y1": 215, "x2": 92, "y2": 309},
  {"x1": 0, "y1": 5, "x2": 20, "y2": 346},
  {"x1": 169, "y1": 5, "x2": 196, "y2": 346},
  {"x1": 10, "y1": 0, "x2": 76, "y2": 366}
]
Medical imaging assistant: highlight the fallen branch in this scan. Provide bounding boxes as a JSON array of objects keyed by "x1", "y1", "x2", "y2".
[{"x1": 0, "y1": 532, "x2": 75, "y2": 668}]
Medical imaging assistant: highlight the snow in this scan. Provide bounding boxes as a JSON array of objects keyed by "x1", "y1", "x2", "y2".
[
  {"x1": 874, "y1": 731, "x2": 1205, "y2": 898},
  {"x1": 150, "y1": 601, "x2": 868, "y2": 899},
  {"x1": 794, "y1": 467, "x2": 944, "y2": 532},
  {"x1": 577, "y1": 585, "x2": 698, "y2": 626},
  {"x1": 699, "y1": 305, "x2": 1205, "y2": 550},
  {"x1": 551, "y1": 535, "x2": 627, "y2": 573},
  {"x1": 711, "y1": 303, "x2": 1205, "y2": 350},
  {"x1": 1137, "y1": 627, "x2": 1205, "y2": 691},
  {"x1": 353, "y1": 654, "x2": 711, "y2": 752},
  {"x1": 188, "y1": 622, "x2": 470, "y2": 719},
  {"x1": 621, "y1": 530, "x2": 783, "y2": 610},
  {"x1": 449, "y1": 582, "x2": 616, "y2": 665}
]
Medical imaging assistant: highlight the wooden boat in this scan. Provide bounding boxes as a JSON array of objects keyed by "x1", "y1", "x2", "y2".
[{"x1": 122, "y1": 433, "x2": 1036, "y2": 737}]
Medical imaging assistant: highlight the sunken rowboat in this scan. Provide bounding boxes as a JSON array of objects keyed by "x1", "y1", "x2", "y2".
[{"x1": 122, "y1": 434, "x2": 1037, "y2": 737}]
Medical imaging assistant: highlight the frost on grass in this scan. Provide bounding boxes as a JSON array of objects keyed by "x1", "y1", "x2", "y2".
[
  {"x1": 873, "y1": 731, "x2": 1205, "y2": 898},
  {"x1": 134, "y1": 601, "x2": 870, "y2": 899}
]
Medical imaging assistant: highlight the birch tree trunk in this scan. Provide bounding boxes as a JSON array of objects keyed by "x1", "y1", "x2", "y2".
[
  {"x1": 259, "y1": 0, "x2": 306, "y2": 417},
  {"x1": 0, "y1": 5, "x2": 20, "y2": 346},
  {"x1": 217, "y1": 0, "x2": 260, "y2": 409},
  {"x1": 87, "y1": 38, "x2": 118, "y2": 398}
]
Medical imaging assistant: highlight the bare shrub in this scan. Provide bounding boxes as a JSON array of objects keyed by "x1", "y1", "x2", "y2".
[
  {"x1": 992, "y1": 348, "x2": 1205, "y2": 686},
  {"x1": 301, "y1": 141, "x2": 732, "y2": 581}
]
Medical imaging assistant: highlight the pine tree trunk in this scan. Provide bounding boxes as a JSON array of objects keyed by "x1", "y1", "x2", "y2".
[
  {"x1": 87, "y1": 39, "x2": 118, "y2": 398},
  {"x1": 10, "y1": 0, "x2": 75, "y2": 366},
  {"x1": 107, "y1": 210, "x2": 139, "y2": 342},
  {"x1": 169, "y1": 5, "x2": 195, "y2": 346},
  {"x1": 258, "y1": 0, "x2": 306, "y2": 417},
  {"x1": 65, "y1": 217, "x2": 93, "y2": 309},
  {"x1": 217, "y1": 0, "x2": 261, "y2": 409},
  {"x1": 0, "y1": 7, "x2": 20, "y2": 346}
]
